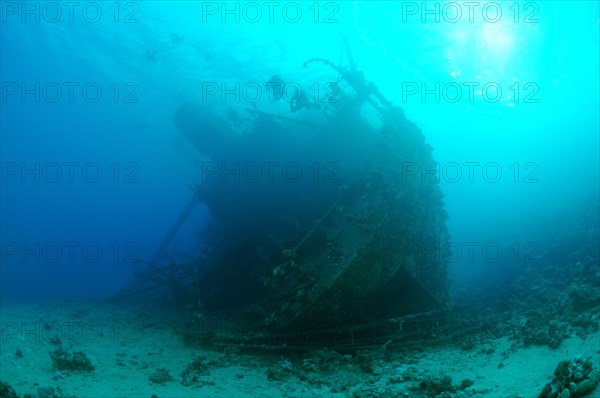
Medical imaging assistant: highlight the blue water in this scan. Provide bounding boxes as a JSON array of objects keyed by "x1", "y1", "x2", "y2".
[{"x1": 1, "y1": 1, "x2": 598, "y2": 303}]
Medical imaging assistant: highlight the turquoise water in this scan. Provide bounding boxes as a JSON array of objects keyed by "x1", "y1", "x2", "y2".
[
  {"x1": 1, "y1": 2, "x2": 600, "y2": 398},
  {"x1": 2, "y1": 1, "x2": 598, "y2": 298}
]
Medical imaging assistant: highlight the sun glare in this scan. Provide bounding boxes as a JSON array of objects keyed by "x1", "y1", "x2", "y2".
[{"x1": 480, "y1": 22, "x2": 515, "y2": 58}]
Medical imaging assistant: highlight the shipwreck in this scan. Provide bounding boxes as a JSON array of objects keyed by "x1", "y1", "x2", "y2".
[{"x1": 120, "y1": 43, "x2": 456, "y2": 349}]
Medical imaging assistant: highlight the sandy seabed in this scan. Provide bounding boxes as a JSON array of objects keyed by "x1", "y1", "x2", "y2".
[{"x1": 1, "y1": 300, "x2": 599, "y2": 398}]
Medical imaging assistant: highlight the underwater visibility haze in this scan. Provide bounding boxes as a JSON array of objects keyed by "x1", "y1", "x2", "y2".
[{"x1": 0, "y1": 1, "x2": 599, "y2": 397}]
